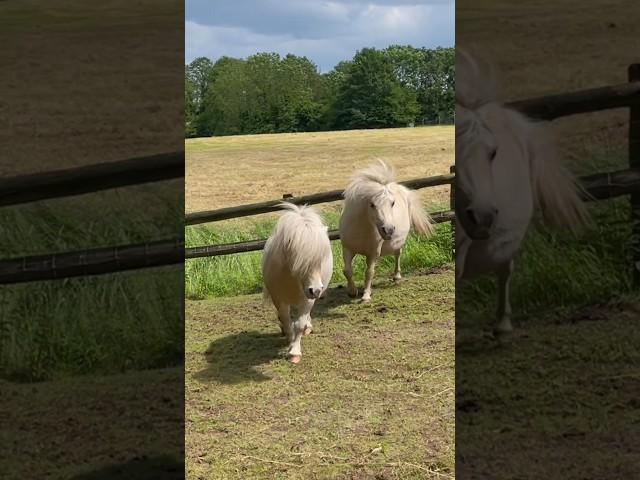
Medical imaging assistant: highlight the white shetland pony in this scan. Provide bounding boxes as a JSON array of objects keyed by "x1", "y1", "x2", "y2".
[
  {"x1": 339, "y1": 161, "x2": 433, "y2": 301},
  {"x1": 456, "y1": 48, "x2": 587, "y2": 335},
  {"x1": 262, "y1": 202, "x2": 333, "y2": 363}
]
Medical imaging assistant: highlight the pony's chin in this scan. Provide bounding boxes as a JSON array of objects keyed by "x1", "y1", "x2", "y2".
[
  {"x1": 467, "y1": 229, "x2": 492, "y2": 241},
  {"x1": 377, "y1": 230, "x2": 393, "y2": 241}
]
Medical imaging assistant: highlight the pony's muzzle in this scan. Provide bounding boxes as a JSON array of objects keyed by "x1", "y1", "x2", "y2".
[
  {"x1": 379, "y1": 225, "x2": 395, "y2": 239},
  {"x1": 465, "y1": 206, "x2": 497, "y2": 238},
  {"x1": 306, "y1": 287, "x2": 323, "y2": 299}
]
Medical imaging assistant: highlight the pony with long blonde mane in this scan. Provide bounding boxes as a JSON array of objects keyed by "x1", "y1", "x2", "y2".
[
  {"x1": 456, "y1": 47, "x2": 587, "y2": 335},
  {"x1": 339, "y1": 160, "x2": 433, "y2": 301},
  {"x1": 262, "y1": 202, "x2": 333, "y2": 363}
]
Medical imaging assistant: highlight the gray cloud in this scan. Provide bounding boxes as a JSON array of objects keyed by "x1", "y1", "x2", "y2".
[{"x1": 186, "y1": 0, "x2": 454, "y2": 72}]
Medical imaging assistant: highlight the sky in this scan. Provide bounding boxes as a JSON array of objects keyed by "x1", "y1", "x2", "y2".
[{"x1": 185, "y1": 0, "x2": 454, "y2": 72}]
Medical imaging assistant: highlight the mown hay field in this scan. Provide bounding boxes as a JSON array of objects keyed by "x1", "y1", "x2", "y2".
[{"x1": 185, "y1": 126, "x2": 455, "y2": 479}]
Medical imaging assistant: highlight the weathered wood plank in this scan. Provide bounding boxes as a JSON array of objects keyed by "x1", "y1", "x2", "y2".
[
  {"x1": 185, "y1": 173, "x2": 455, "y2": 226},
  {"x1": 185, "y1": 210, "x2": 455, "y2": 259},
  {"x1": 507, "y1": 81, "x2": 640, "y2": 120},
  {"x1": 0, "y1": 239, "x2": 184, "y2": 284},
  {"x1": 0, "y1": 152, "x2": 183, "y2": 207}
]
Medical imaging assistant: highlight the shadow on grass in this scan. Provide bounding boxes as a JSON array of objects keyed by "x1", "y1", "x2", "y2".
[
  {"x1": 71, "y1": 456, "x2": 183, "y2": 480},
  {"x1": 194, "y1": 331, "x2": 285, "y2": 384},
  {"x1": 310, "y1": 285, "x2": 351, "y2": 321}
]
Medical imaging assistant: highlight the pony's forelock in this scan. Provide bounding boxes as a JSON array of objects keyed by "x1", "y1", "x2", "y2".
[
  {"x1": 343, "y1": 160, "x2": 398, "y2": 203},
  {"x1": 269, "y1": 202, "x2": 331, "y2": 278}
]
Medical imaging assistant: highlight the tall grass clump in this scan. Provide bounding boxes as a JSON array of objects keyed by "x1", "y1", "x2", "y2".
[
  {"x1": 457, "y1": 189, "x2": 635, "y2": 324},
  {"x1": 0, "y1": 186, "x2": 184, "y2": 382},
  {"x1": 185, "y1": 207, "x2": 453, "y2": 299}
]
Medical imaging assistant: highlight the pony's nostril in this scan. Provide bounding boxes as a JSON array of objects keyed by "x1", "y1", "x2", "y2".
[
  {"x1": 466, "y1": 208, "x2": 478, "y2": 225},
  {"x1": 308, "y1": 288, "x2": 314, "y2": 297}
]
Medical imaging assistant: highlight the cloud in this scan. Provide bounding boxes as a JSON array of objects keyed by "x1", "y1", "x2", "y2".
[{"x1": 185, "y1": 0, "x2": 454, "y2": 72}]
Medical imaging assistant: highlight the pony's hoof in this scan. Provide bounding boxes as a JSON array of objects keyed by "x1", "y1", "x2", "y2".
[
  {"x1": 492, "y1": 324, "x2": 513, "y2": 341},
  {"x1": 289, "y1": 355, "x2": 301, "y2": 364},
  {"x1": 360, "y1": 295, "x2": 371, "y2": 303},
  {"x1": 347, "y1": 289, "x2": 358, "y2": 298},
  {"x1": 392, "y1": 275, "x2": 402, "y2": 283}
]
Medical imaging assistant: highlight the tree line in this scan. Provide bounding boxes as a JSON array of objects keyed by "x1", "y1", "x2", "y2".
[{"x1": 185, "y1": 46, "x2": 454, "y2": 138}]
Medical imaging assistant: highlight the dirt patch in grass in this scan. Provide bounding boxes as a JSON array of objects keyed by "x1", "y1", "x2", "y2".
[
  {"x1": 186, "y1": 273, "x2": 455, "y2": 479},
  {"x1": 185, "y1": 126, "x2": 454, "y2": 214}
]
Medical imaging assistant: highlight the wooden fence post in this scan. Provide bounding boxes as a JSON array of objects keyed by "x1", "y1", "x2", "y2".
[
  {"x1": 629, "y1": 64, "x2": 640, "y2": 285},
  {"x1": 449, "y1": 165, "x2": 455, "y2": 259}
]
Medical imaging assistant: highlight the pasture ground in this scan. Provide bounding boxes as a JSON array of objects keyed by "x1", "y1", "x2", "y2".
[
  {"x1": 457, "y1": 2, "x2": 640, "y2": 476},
  {"x1": 457, "y1": 299, "x2": 640, "y2": 478},
  {"x1": 185, "y1": 126, "x2": 455, "y2": 300},
  {"x1": 186, "y1": 271, "x2": 455, "y2": 479},
  {"x1": 0, "y1": 0, "x2": 184, "y2": 381}
]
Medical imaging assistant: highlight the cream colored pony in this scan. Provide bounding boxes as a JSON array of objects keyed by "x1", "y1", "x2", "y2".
[
  {"x1": 339, "y1": 161, "x2": 433, "y2": 302},
  {"x1": 262, "y1": 202, "x2": 333, "y2": 363},
  {"x1": 456, "y1": 48, "x2": 587, "y2": 335}
]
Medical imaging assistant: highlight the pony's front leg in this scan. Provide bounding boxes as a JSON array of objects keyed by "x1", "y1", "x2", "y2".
[
  {"x1": 393, "y1": 249, "x2": 402, "y2": 282},
  {"x1": 494, "y1": 259, "x2": 514, "y2": 335},
  {"x1": 288, "y1": 301, "x2": 313, "y2": 364},
  {"x1": 342, "y1": 247, "x2": 358, "y2": 298},
  {"x1": 361, "y1": 255, "x2": 377, "y2": 302}
]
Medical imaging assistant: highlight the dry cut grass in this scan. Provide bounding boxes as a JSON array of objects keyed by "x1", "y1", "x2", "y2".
[
  {"x1": 185, "y1": 126, "x2": 454, "y2": 214},
  {"x1": 186, "y1": 272, "x2": 455, "y2": 479}
]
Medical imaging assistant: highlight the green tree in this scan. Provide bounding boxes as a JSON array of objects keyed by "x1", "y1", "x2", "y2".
[{"x1": 334, "y1": 48, "x2": 419, "y2": 130}]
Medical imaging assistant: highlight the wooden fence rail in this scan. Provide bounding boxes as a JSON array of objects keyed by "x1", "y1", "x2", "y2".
[
  {"x1": 0, "y1": 151, "x2": 183, "y2": 207},
  {"x1": 507, "y1": 80, "x2": 640, "y2": 120},
  {"x1": 185, "y1": 173, "x2": 454, "y2": 226},
  {"x1": 0, "y1": 239, "x2": 184, "y2": 285},
  {"x1": 186, "y1": 210, "x2": 455, "y2": 259}
]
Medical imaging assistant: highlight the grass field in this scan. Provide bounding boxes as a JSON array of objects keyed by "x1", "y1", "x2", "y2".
[
  {"x1": 185, "y1": 126, "x2": 454, "y2": 300},
  {"x1": 185, "y1": 126, "x2": 455, "y2": 479},
  {"x1": 186, "y1": 273, "x2": 454, "y2": 479},
  {"x1": 456, "y1": 2, "x2": 640, "y2": 476},
  {"x1": 0, "y1": 0, "x2": 184, "y2": 383},
  {"x1": 185, "y1": 126, "x2": 453, "y2": 213}
]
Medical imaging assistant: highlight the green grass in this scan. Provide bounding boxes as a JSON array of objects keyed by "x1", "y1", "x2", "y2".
[
  {"x1": 0, "y1": 186, "x2": 184, "y2": 382},
  {"x1": 186, "y1": 273, "x2": 455, "y2": 479},
  {"x1": 185, "y1": 207, "x2": 453, "y2": 299},
  {"x1": 456, "y1": 150, "x2": 640, "y2": 477},
  {"x1": 457, "y1": 148, "x2": 636, "y2": 327}
]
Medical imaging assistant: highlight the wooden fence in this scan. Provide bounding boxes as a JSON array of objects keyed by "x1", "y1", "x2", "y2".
[
  {"x1": 186, "y1": 65, "x2": 640, "y2": 283},
  {"x1": 0, "y1": 153, "x2": 184, "y2": 284}
]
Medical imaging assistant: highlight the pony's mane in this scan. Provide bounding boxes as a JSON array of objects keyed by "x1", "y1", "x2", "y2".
[
  {"x1": 343, "y1": 160, "x2": 397, "y2": 203},
  {"x1": 269, "y1": 202, "x2": 330, "y2": 277},
  {"x1": 456, "y1": 47, "x2": 499, "y2": 110},
  {"x1": 456, "y1": 48, "x2": 588, "y2": 231}
]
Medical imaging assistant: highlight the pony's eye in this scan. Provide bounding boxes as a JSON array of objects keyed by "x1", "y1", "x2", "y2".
[
  {"x1": 490, "y1": 148, "x2": 498, "y2": 161},
  {"x1": 391, "y1": 201, "x2": 395, "y2": 207},
  {"x1": 370, "y1": 202, "x2": 375, "y2": 208}
]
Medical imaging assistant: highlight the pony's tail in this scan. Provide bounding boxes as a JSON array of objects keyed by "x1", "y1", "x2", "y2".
[
  {"x1": 408, "y1": 190, "x2": 434, "y2": 236},
  {"x1": 527, "y1": 118, "x2": 590, "y2": 233}
]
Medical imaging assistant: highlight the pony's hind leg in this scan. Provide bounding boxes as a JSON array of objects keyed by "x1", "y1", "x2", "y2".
[
  {"x1": 342, "y1": 247, "x2": 358, "y2": 298},
  {"x1": 361, "y1": 255, "x2": 377, "y2": 302},
  {"x1": 494, "y1": 259, "x2": 514, "y2": 336},
  {"x1": 393, "y1": 249, "x2": 402, "y2": 282},
  {"x1": 277, "y1": 303, "x2": 293, "y2": 341}
]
